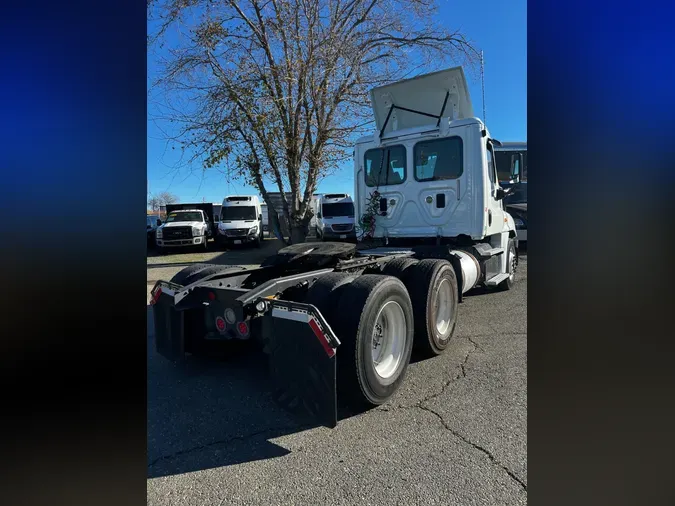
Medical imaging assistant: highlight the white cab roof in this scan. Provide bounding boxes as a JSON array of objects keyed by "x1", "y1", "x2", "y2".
[{"x1": 369, "y1": 67, "x2": 474, "y2": 135}]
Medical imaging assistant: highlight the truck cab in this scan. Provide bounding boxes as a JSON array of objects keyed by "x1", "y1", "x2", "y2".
[
  {"x1": 354, "y1": 67, "x2": 519, "y2": 267},
  {"x1": 216, "y1": 195, "x2": 263, "y2": 248},
  {"x1": 316, "y1": 193, "x2": 356, "y2": 242},
  {"x1": 156, "y1": 209, "x2": 210, "y2": 250}
]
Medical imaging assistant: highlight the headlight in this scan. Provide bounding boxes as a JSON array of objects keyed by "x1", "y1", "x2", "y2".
[
  {"x1": 249, "y1": 226, "x2": 258, "y2": 234},
  {"x1": 218, "y1": 227, "x2": 227, "y2": 235},
  {"x1": 156, "y1": 229, "x2": 163, "y2": 238},
  {"x1": 192, "y1": 226, "x2": 203, "y2": 236},
  {"x1": 514, "y1": 218, "x2": 524, "y2": 228}
]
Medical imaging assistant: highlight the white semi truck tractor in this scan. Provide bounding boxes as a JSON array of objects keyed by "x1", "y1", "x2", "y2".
[{"x1": 150, "y1": 67, "x2": 520, "y2": 427}]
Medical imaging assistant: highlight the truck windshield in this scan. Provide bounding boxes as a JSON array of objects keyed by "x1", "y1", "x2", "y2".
[
  {"x1": 221, "y1": 206, "x2": 257, "y2": 220},
  {"x1": 322, "y1": 202, "x2": 354, "y2": 218},
  {"x1": 165, "y1": 211, "x2": 203, "y2": 223}
]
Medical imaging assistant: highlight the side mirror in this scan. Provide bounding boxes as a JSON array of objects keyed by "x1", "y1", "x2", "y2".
[
  {"x1": 156, "y1": 219, "x2": 161, "y2": 226},
  {"x1": 259, "y1": 214, "x2": 263, "y2": 221},
  {"x1": 495, "y1": 188, "x2": 506, "y2": 201},
  {"x1": 511, "y1": 154, "x2": 522, "y2": 184},
  {"x1": 317, "y1": 212, "x2": 322, "y2": 219}
]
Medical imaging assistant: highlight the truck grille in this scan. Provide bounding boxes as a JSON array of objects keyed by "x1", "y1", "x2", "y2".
[
  {"x1": 331, "y1": 224, "x2": 353, "y2": 233},
  {"x1": 163, "y1": 227, "x2": 192, "y2": 240},
  {"x1": 226, "y1": 228, "x2": 249, "y2": 237}
]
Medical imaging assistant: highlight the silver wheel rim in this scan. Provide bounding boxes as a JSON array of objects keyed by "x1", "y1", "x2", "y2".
[
  {"x1": 372, "y1": 301, "x2": 406, "y2": 379},
  {"x1": 509, "y1": 246, "x2": 517, "y2": 281},
  {"x1": 434, "y1": 278, "x2": 453, "y2": 337}
]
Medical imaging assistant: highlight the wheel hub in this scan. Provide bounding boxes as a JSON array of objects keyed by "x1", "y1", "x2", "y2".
[
  {"x1": 434, "y1": 278, "x2": 453, "y2": 337},
  {"x1": 371, "y1": 301, "x2": 406, "y2": 379},
  {"x1": 509, "y1": 249, "x2": 517, "y2": 281}
]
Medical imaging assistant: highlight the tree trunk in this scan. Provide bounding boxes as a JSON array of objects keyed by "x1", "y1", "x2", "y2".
[{"x1": 289, "y1": 224, "x2": 306, "y2": 244}]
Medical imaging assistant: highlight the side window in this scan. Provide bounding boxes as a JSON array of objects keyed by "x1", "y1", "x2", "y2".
[
  {"x1": 364, "y1": 145, "x2": 406, "y2": 187},
  {"x1": 487, "y1": 143, "x2": 496, "y2": 186},
  {"x1": 414, "y1": 137, "x2": 463, "y2": 181}
]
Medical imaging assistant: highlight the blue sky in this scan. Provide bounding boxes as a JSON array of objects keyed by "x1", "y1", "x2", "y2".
[{"x1": 147, "y1": 0, "x2": 526, "y2": 204}]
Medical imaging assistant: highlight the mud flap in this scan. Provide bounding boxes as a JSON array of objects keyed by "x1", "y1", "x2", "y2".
[
  {"x1": 150, "y1": 284, "x2": 186, "y2": 361},
  {"x1": 263, "y1": 302, "x2": 340, "y2": 428}
]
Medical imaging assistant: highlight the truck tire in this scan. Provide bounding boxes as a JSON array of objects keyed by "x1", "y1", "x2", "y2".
[
  {"x1": 332, "y1": 275, "x2": 414, "y2": 406},
  {"x1": 380, "y1": 257, "x2": 419, "y2": 278},
  {"x1": 305, "y1": 272, "x2": 357, "y2": 324},
  {"x1": 404, "y1": 259, "x2": 458, "y2": 356},
  {"x1": 499, "y1": 239, "x2": 517, "y2": 291},
  {"x1": 170, "y1": 264, "x2": 245, "y2": 287},
  {"x1": 261, "y1": 241, "x2": 356, "y2": 268}
]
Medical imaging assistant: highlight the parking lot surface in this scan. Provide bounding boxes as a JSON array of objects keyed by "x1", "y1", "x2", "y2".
[{"x1": 147, "y1": 246, "x2": 527, "y2": 505}]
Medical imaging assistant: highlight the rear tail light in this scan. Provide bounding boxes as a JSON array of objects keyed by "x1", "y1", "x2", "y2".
[{"x1": 237, "y1": 321, "x2": 249, "y2": 336}]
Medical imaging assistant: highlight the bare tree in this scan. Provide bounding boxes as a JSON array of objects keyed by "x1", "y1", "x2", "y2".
[
  {"x1": 148, "y1": 0, "x2": 477, "y2": 243},
  {"x1": 148, "y1": 191, "x2": 179, "y2": 211}
]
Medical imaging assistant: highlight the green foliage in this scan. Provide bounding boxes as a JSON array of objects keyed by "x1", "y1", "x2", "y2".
[{"x1": 357, "y1": 190, "x2": 381, "y2": 240}]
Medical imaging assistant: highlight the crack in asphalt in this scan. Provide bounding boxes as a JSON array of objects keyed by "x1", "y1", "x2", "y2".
[
  {"x1": 378, "y1": 336, "x2": 527, "y2": 493},
  {"x1": 417, "y1": 403, "x2": 527, "y2": 492},
  {"x1": 147, "y1": 424, "x2": 304, "y2": 468},
  {"x1": 149, "y1": 335, "x2": 526, "y2": 492},
  {"x1": 380, "y1": 335, "x2": 480, "y2": 413}
]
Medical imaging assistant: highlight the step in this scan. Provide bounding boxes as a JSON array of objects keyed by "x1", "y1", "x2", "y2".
[
  {"x1": 472, "y1": 244, "x2": 504, "y2": 257},
  {"x1": 485, "y1": 272, "x2": 510, "y2": 286}
]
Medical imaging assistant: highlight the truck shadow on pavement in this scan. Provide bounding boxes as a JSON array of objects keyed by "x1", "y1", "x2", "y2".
[{"x1": 147, "y1": 305, "x2": 371, "y2": 478}]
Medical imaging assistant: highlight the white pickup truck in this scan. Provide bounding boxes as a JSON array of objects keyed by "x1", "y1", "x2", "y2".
[{"x1": 155, "y1": 209, "x2": 210, "y2": 251}]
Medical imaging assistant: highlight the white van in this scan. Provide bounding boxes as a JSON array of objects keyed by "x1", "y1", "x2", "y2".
[
  {"x1": 216, "y1": 195, "x2": 263, "y2": 248},
  {"x1": 316, "y1": 193, "x2": 356, "y2": 242}
]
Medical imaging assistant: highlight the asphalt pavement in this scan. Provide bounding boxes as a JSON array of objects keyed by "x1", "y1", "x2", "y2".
[{"x1": 147, "y1": 251, "x2": 527, "y2": 505}]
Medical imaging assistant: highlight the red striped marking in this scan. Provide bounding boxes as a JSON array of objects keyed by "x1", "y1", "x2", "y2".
[
  {"x1": 308, "y1": 318, "x2": 335, "y2": 358},
  {"x1": 150, "y1": 287, "x2": 162, "y2": 306}
]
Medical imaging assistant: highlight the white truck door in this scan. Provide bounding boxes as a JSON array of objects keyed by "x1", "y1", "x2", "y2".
[{"x1": 485, "y1": 139, "x2": 506, "y2": 236}]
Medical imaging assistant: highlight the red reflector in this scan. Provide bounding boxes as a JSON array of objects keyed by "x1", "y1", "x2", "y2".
[
  {"x1": 237, "y1": 321, "x2": 249, "y2": 335},
  {"x1": 309, "y1": 318, "x2": 335, "y2": 358},
  {"x1": 208, "y1": 292, "x2": 216, "y2": 300},
  {"x1": 150, "y1": 287, "x2": 162, "y2": 305},
  {"x1": 215, "y1": 316, "x2": 226, "y2": 331}
]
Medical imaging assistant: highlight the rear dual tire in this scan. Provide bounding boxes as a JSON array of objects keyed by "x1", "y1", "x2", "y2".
[
  {"x1": 380, "y1": 258, "x2": 459, "y2": 357},
  {"x1": 170, "y1": 263, "x2": 245, "y2": 287},
  {"x1": 308, "y1": 274, "x2": 415, "y2": 407}
]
